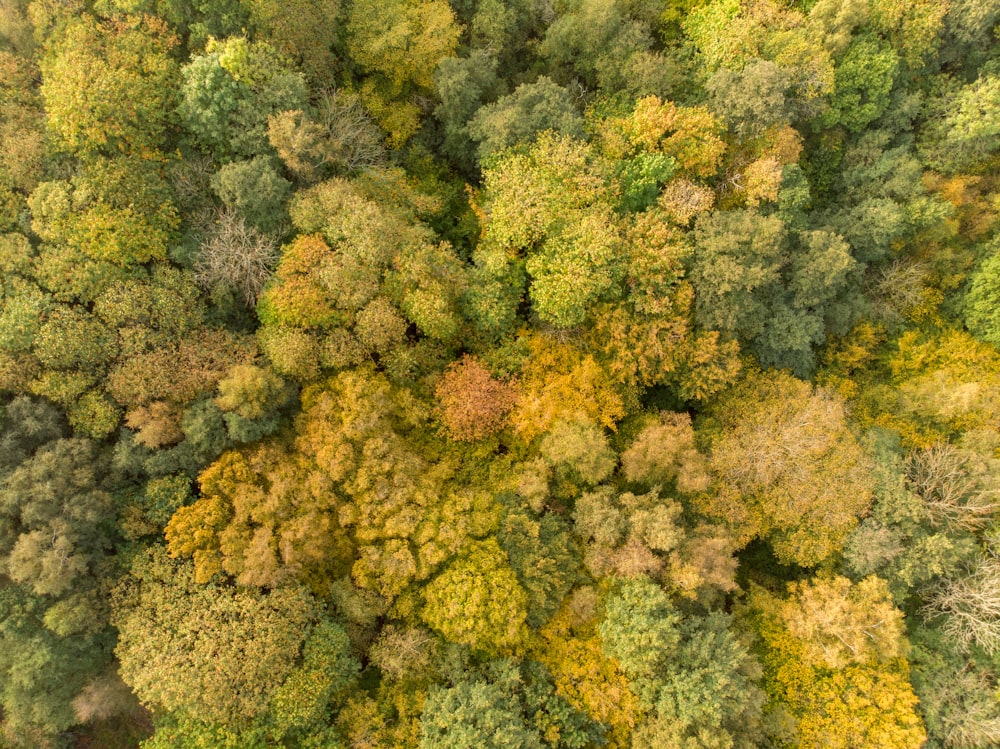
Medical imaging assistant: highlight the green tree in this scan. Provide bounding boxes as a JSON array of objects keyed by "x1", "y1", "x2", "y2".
[
  {"x1": 0, "y1": 439, "x2": 112, "y2": 597},
  {"x1": 178, "y1": 36, "x2": 307, "y2": 160},
  {"x1": 706, "y1": 59, "x2": 791, "y2": 139},
  {"x1": 41, "y1": 13, "x2": 179, "y2": 154},
  {"x1": 0, "y1": 583, "x2": 116, "y2": 741},
  {"x1": 240, "y1": 0, "x2": 341, "y2": 87},
  {"x1": 421, "y1": 539, "x2": 528, "y2": 654},
  {"x1": 434, "y1": 51, "x2": 504, "y2": 173},
  {"x1": 113, "y1": 547, "x2": 350, "y2": 727},
  {"x1": 965, "y1": 245, "x2": 1000, "y2": 346},
  {"x1": 498, "y1": 509, "x2": 579, "y2": 628},
  {"x1": 635, "y1": 612, "x2": 765, "y2": 749},
  {"x1": 842, "y1": 433, "x2": 979, "y2": 603},
  {"x1": 420, "y1": 675, "x2": 544, "y2": 749},
  {"x1": 819, "y1": 34, "x2": 899, "y2": 133},
  {"x1": 598, "y1": 575, "x2": 681, "y2": 696},
  {"x1": 0, "y1": 395, "x2": 65, "y2": 474},
  {"x1": 539, "y1": 0, "x2": 672, "y2": 96},
  {"x1": 475, "y1": 133, "x2": 624, "y2": 329},
  {"x1": 210, "y1": 157, "x2": 292, "y2": 234},
  {"x1": 924, "y1": 74, "x2": 1000, "y2": 175},
  {"x1": 345, "y1": 0, "x2": 460, "y2": 145},
  {"x1": 689, "y1": 209, "x2": 857, "y2": 374},
  {"x1": 909, "y1": 622, "x2": 1000, "y2": 749},
  {"x1": 467, "y1": 77, "x2": 584, "y2": 163},
  {"x1": 419, "y1": 659, "x2": 601, "y2": 749}
]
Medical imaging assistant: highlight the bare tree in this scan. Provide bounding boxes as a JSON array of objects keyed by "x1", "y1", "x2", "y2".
[
  {"x1": 907, "y1": 443, "x2": 999, "y2": 531},
  {"x1": 267, "y1": 89, "x2": 385, "y2": 183},
  {"x1": 926, "y1": 550, "x2": 1000, "y2": 656},
  {"x1": 194, "y1": 208, "x2": 280, "y2": 307},
  {"x1": 869, "y1": 259, "x2": 929, "y2": 323}
]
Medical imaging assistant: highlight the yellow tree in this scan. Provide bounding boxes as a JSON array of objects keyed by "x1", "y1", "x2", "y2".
[
  {"x1": 345, "y1": 0, "x2": 460, "y2": 145},
  {"x1": 750, "y1": 579, "x2": 926, "y2": 749},
  {"x1": 40, "y1": 14, "x2": 179, "y2": 155},
  {"x1": 700, "y1": 369, "x2": 875, "y2": 565}
]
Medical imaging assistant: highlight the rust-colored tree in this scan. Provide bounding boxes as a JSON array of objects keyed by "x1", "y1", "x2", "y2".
[{"x1": 436, "y1": 355, "x2": 517, "y2": 442}]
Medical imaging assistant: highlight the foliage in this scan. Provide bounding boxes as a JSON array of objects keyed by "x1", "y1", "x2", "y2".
[
  {"x1": 178, "y1": 36, "x2": 307, "y2": 160},
  {"x1": 436, "y1": 355, "x2": 517, "y2": 441},
  {"x1": 751, "y1": 582, "x2": 926, "y2": 749},
  {"x1": 467, "y1": 77, "x2": 584, "y2": 163},
  {"x1": 421, "y1": 539, "x2": 528, "y2": 654},
  {"x1": 700, "y1": 369, "x2": 875, "y2": 565},
  {"x1": 6, "y1": 0, "x2": 1000, "y2": 743},
  {"x1": 113, "y1": 547, "x2": 355, "y2": 729},
  {"x1": 41, "y1": 13, "x2": 179, "y2": 154}
]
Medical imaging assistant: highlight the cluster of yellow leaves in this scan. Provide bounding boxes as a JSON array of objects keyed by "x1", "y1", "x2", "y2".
[
  {"x1": 868, "y1": 328, "x2": 1000, "y2": 444},
  {"x1": 601, "y1": 96, "x2": 727, "y2": 179},
  {"x1": 750, "y1": 580, "x2": 926, "y2": 749},
  {"x1": 533, "y1": 599, "x2": 642, "y2": 748},
  {"x1": 510, "y1": 334, "x2": 626, "y2": 442}
]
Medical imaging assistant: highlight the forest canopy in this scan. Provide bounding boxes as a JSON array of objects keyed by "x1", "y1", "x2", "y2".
[{"x1": 1, "y1": 0, "x2": 1000, "y2": 747}]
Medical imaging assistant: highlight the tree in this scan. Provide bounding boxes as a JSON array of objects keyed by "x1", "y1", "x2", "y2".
[
  {"x1": 926, "y1": 549, "x2": 1000, "y2": 657},
  {"x1": 909, "y1": 622, "x2": 1000, "y2": 749},
  {"x1": 886, "y1": 328, "x2": 1000, "y2": 438},
  {"x1": 267, "y1": 91, "x2": 385, "y2": 181},
  {"x1": 706, "y1": 59, "x2": 792, "y2": 139},
  {"x1": 345, "y1": 0, "x2": 460, "y2": 145},
  {"x1": 539, "y1": 417, "x2": 616, "y2": 486},
  {"x1": 598, "y1": 575, "x2": 680, "y2": 696},
  {"x1": 476, "y1": 133, "x2": 624, "y2": 330},
  {"x1": 421, "y1": 539, "x2": 528, "y2": 654},
  {"x1": 906, "y1": 442, "x2": 999, "y2": 532},
  {"x1": 620, "y1": 411, "x2": 710, "y2": 493},
  {"x1": 533, "y1": 596, "x2": 642, "y2": 747},
  {"x1": 195, "y1": 209, "x2": 280, "y2": 307},
  {"x1": 539, "y1": 0, "x2": 672, "y2": 96},
  {"x1": 0, "y1": 583, "x2": 116, "y2": 742},
  {"x1": 0, "y1": 438, "x2": 112, "y2": 597},
  {"x1": 467, "y1": 77, "x2": 584, "y2": 163},
  {"x1": 965, "y1": 245, "x2": 1000, "y2": 346},
  {"x1": 700, "y1": 369, "x2": 875, "y2": 566},
  {"x1": 689, "y1": 209, "x2": 857, "y2": 374},
  {"x1": 177, "y1": 36, "x2": 307, "y2": 160},
  {"x1": 433, "y1": 51, "x2": 504, "y2": 172},
  {"x1": 841, "y1": 432, "x2": 978, "y2": 603},
  {"x1": 819, "y1": 34, "x2": 899, "y2": 133},
  {"x1": 40, "y1": 13, "x2": 179, "y2": 154},
  {"x1": 751, "y1": 584, "x2": 926, "y2": 749},
  {"x1": 241, "y1": 0, "x2": 341, "y2": 87},
  {"x1": 634, "y1": 612, "x2": 765, "y2": 749},
  {"x1": 113, "y1": 547, "x2": 352, "y2": 727},
  {"x1": 259, "y1": 176, "x2": 467, "y2": 379},
  {"x1": 689, "y1": 208, "x2": 785, "y2": 340},
  {"x1": 0, "y1": 395, "x2": 65, "y2": 475},
  {"x1": 420, "y1": 674, "x2": 544, "y2": 749},
  {"x1": 780, "y1": 576, "x2": 906, "y2": 670},
  {"x1": 498, "y1": 509, "x2": 580, "y2": 628},
  {"x1": 574, "y1": 486, "x2": 684, "y2": 580},
  {"x1": 509, "y1": 334, "x2": 626, "y2": 441},
  {"x1": 210, "y1": 156, "x2": 292, "y2": 233},
  {"x1": 165, "y1": 440, "x2": 351, "y2": 586},
  {"x1": 436, "y1": 355, "x2": 517, "y2": 441},
  {"x1": 419, "y1": 660, "x2": 601, "y2": 749}
]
